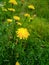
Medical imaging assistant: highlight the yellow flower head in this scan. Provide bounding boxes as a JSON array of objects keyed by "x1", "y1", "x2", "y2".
[
  {"x1": 7, "y1": 19, "x2": 12, "y2": 23},
  {"x1": 13, "y1": 16, "x2": 20, "y2": 21},
  {"x1": 24, "y1": 13, "x2": 30, "y2": 17},
  {"x1": 16, "y1": 22, "x2": 22, "y2": 26},
  {"x1": 16, "y1": 28, "x2": 30, "y2": 39},
  {"x1": 8, "y1": 8, "x2": 15, "y2": 12},
  {"x1": 15, "y1": 61, "x2": 20, "y2": 65},
  {"x1": 9, "y1": 0, "x2": 18, "y2": 5},
  {"x1": 28, "y1": 5, "x2": 35, "y2": 10}
]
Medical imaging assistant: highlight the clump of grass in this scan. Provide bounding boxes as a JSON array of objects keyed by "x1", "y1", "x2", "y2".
[{"x1": 0, "y1": 0, "x2": 49, "y2": 65}]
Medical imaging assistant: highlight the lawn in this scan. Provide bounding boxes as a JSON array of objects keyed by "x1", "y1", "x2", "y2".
[{"x1": 0, "y1": 0, "x2": 49, "y2": 65}]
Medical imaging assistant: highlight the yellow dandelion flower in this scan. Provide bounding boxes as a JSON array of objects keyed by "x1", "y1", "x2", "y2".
[
  {"x1": 28, "y1": 5, "x2": 35, "y2": 10},
  {"x1": 13, "y1": 16, "x2": 20, "y2": 21},
  {"x1": 15, "y1": 61, "x2": 20, "y2": 65},
  {"x1": 9, "y1": 0, "x2": 18, "y2": 5},
  {"x1": 16, "y1": 22, "x2": 22, "y2": 26},
  {"x1": 2, "y1": 7, "x2": 7, "y2": 11},
  {"x1": 24, "y1": 13, "x2": 30, "y2": 17},
  {"x1": 7, "y1": 19, "x2": 12, "y2": 23},
  {"x1": 16, "y1": 28, "x2": 30, "y2": 39},
  {"x1": 8, "y1": 8, "x2": 15, "y2": 12}
]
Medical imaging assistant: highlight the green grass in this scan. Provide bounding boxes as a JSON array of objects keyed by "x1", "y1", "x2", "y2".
[{"x1": 0, "y1": 0, "x2": 49, "y2": 65}]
